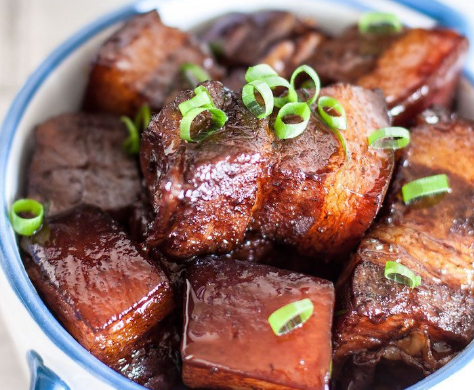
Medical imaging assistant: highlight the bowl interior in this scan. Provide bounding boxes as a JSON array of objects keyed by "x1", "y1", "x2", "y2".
[{"x1": 1, "y1": 1, "x2": 474, "y2": 389}]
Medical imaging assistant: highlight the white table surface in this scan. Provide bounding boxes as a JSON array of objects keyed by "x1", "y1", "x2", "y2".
[{"x1": 0, "y1": 0, "x2": 473, "y2": 388}]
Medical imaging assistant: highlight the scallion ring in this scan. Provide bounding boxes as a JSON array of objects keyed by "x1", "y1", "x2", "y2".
[
  {"x1": 318, "y1": 96, "x2": 347, "y2": 130},
  {"x1": 245, "y1": 64, "x2": 278, "y2": 83},
  {"x1": 10, "y1": 199, "x2": 44, "y2": 236},
  {"x1": 268, "y1": 298, "x2": 314, "y2": 336},
  {"x1": 242, "y1": 80, "x2": 274, "y2": 119},
  {"x1": 359, "y1": 12, "x2": 403, "y2": 35},
  {"x1": 402, "y1": 174, "x2": 450, "y2": 204},
  {"x1": 274, "y1": 102, "x2": 311, "y2": 140},
  {"x1": 179, "y1": 90, "x2": 214, "y2": 117},
  {"x1": 368, "y1": 127, "x2": 410, "y2": 150},
  {"x1": 180, "y1": 63, "x2": 211, "y2": 87},
  {"x1": 121, "y1": 116, "x2": 140, "y2": 155},
  {"x1": 180, "y1": 107, "x2": 228, "y2": 142},
  {"x1": 330, "y1": 127, "x2": 349, "y2": 161},
  {"x1": 384, "y1": 261, "x2": 421, "y2": 288},
  {"x1": 260, "y1": 76, "x2": 298, "y2": 108},
  {"x1": 290, "y1": 65, "x2": 321, "y2": 105},
  {"x1": 134, "y1": 104, "x2": 151, "y2": 133}
]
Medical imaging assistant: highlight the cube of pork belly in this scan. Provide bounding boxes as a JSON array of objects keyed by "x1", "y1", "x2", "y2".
[
  {"x1": 83, "y1": 11, "x2": 222, "y2": 116},
  {"x1": 23, "y1": 205, "x2": 174, "y2": 366},
  {"x1": 28, "y1": 113, "x2": 141, "y2": 222},
  {"x1": 112, "y1": 316, "x2": 180, "y2": 390},
  {"x1": 140, "y1": 80, "x2": 274, "y2": 258},
  {"x1": 332, "y1": 115, "x2": 474, "y2": 389},
  {"x1": 357, "y1": 28, "x2": 468, "y2": 125},
  {"x1": 182, "y1": 258, "x2": 334, "y2": 390}
]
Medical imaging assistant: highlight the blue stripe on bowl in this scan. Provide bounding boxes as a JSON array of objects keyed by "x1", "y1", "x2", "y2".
[{"x1": 0, "y1": 1, "x2": 473, "y2": 389}]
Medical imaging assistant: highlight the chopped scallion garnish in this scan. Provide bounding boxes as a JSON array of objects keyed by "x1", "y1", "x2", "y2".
[
  {"x1": 274, "y1": 102, "x2": 311, "y2": 140},
  {"x1": 359, "y1": 12, "x2": 403, "y2": 35},
  {"x1": 181, "y1": 63, "x2": 211, "y2": 88},
  {"x1": 121, "y1": 105, "x2": 151, "y2": 155},
  {"x1": 384, "y1": 261, "x2": 421, "y2": 288},
  {"x1": 242, "y1": 80, "x2": 274, "y2": 119},
  {"x1": 318, "y1": 96, "x2": 347, "y2": 131},
  {"x1": 268, "y1": 298, "x2": 314, "y2": 336},
  {"x1": 368, "y1": 127, "x2": 410, "y2": 150},
  {"x1": 260, "y1": 76, "x2": 298, "y2": 108},
  {"x1": 179, "y1": 89, "x2": 213, "y2": 117},
  {"x1": 290, "y1": 65, "x2": 321, "y2": 105},
  {"x1": 402, "y1": 174, "x2": 450, "y2": 204},
  {"x1": 10, "y1": 199, "x2": 44, "y2": 236},
  {"x1": 245, "y1": 64, "x2": 278, "y2": 83},
  {"x1": 180, "y1": 107, "x2": 228, "y2": 142}
]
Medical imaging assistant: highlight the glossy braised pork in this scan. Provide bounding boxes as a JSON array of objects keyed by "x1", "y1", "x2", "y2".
[
  {"x1": 27, "y1": 113, "x2": 141, "y2": 222},
  {"x1": 23, "y1": 205, "x2": 174, "y2": 366},
  {"x1": 308, "y1": 25, "x2": 467, "y2": 125},
  {"x1": 182, "y1": 258, "x2": 334, "y2": 390},
  {"x1": 83, "y1": 11, "x2": 222, "y2": 116},
  {"x1": 140, "y1": 80, "x2": 274, "y2": 258},
  {"x1": 333, "y1": 115, "x2": 474, "y2": 390},
  {"x1": 253, "y1": 84, "x2": 394, "y2": 261}
]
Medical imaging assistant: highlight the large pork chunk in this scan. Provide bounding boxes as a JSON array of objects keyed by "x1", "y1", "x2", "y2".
[
  {"x1": 84, "y1": 11, "x2": 222, "y2": 116},
  {"x1": 253, "y1": 84, "x2": 394, "y2": 261},
  {"x1": 182, "y1": 258, "x2": 334, "y2": 390},
  {"x1": 27, "y1": 113, "x2": 141, "y2": 221},
  {"x1": 140, "y1": 81, "x2": 274, "y2": 258},
  {"x1": 23, "y1": 205, "x2": 174, "y2": 366},
  {"x1": 333, "y1": 115, "x2": 474, "y2": 390}
]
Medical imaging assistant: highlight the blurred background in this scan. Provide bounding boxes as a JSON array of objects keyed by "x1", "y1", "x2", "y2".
[{"x1": 0, "y1": 0, "x2": 472, "y2": 388}]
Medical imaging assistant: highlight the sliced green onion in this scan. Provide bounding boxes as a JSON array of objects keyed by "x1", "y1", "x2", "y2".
[
  {"x1": 121, "y1": 105, "x2": 151, "y2": 155},
  {"x1": 180, "y1": 107, "x2": 228, "y2": 142},
  {"x1": 242, "y1": 80, "x2": 274, "y2": 119},
  {"x1": 268, "y1": 298, "x2": 314, "y2": 336},
  {"x1": 121, "y1": 116, "x2": 140, "y2": 155},
  {"x1": 181, "y1": 63, "x2": 211, "y2": 87},
  {"x1": 318, "y1": 96, "x2": 347, "y2": 131},
  {"x1": 134, "y1": 104, "x2": 151, "y2": 133},
  {"x1": 290, "y1": 65, "x2": 321, "y2": 105},
  {"x1": 274, "y1": 102, "x2": 311, "y2": 140},
  {"x1": 384, "y1": 261, "x2": 421, "y2": 288},
  {"x1": 10, "y1": 199, "x2": 44, "y2": 236},
  {"x1": 359, "y1": 12, "x2": 403, "y2": 35},
  {"x1": 261, "y1": 76, "x2": 298, "y2": 108},
  {"x1": 179, "y1": 90, "x2": 214, "y2": 117},
  {"x1": 402, "y1": 174, "x2": 450, "y2": 204},
  {"x1": 368, "y1": 127, "x2": 410, "y2": 150},
  {"x1": 245, "y1": 64, "x2": 278, "y2": 83}
]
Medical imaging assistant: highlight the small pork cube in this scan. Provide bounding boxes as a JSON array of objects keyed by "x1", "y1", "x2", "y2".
[
  {"x1": 28, "y1": 113, "x2": 141, "y2": 222},
  {"x1": 24, "y1": 205, "x2": 174, "y2": 366},
  {"x1": 83, "y1": 11, "x2": 222, "y2": 116},
  {"x1": 182, "y1": 258, "x2": 334, "y2": 390}
]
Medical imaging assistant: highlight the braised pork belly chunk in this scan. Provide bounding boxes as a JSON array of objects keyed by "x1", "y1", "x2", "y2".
[
  {"x1": 182, "y1": 258, "x2": 334, "y2": 390},
  {"x1": 27, "y1": 113, "x2": 141, "y2": 221},
  {"x1": 23, "y1": 205, "x2": 174, "y2": 366},
  {"x1": 83, "y1": 11, "x2": 222, "y2": 116},
  {"x1": 308, "y1": 25, "x2": 467, "y2": 125},
  {"x1": 332, "y1": 116, "x2": 474, "y2": 390},
  {"x1": 253, "y1": 84, "x2": 394, "y2": 261},
  {"x1": 140, "y1": 80, "x2": 274, "y2": 258}
]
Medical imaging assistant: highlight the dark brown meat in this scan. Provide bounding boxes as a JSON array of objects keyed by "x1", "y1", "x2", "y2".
[
  {"x1": 111, "y1": 316, "x2": 181, "y2": 390},
  {"x1": 140, "y1": 80, "x2": 274, "y2": 258},
  {"x1": 333, "y1": 116, "x2": 474, "y2": 390},
  {"x1": 27, "y1": 113, "x2": 141, "y2": 222},
  {"x1": 253, "y1": 84, "x2": 394, "y2": 261},
  {"x1": 23, "y1": 205, "x2": 174, "y2": 366},
  {"x1": 202, "y1": 11, "x2": 325, "y2": 90},
  {"x1": 83, "y1": 11, "x2": 222, "y2": 116},
  {"x1": 307, "y1": 26, "x2": 404, "y2": 85},
  {"x1": 182, "y1": 258, "x2": 334, "y2": 390},
  {"x1": 358, "y1": 28, "x2": 468, "y2": 125}
]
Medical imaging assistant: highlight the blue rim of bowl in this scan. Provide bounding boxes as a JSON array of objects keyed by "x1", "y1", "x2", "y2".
[{"x1": 0, "y1": 0, "x2": 473, "y2": 389}]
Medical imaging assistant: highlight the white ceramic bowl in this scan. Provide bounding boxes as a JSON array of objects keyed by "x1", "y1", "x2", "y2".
[{"x1": 1, "y1": 1, "x2": 474, "y2": 389}]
